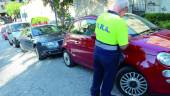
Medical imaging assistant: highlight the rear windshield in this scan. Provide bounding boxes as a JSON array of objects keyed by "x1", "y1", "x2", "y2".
[{"x1": 11, "y1": 23, "x2": 30, "y2": 32}]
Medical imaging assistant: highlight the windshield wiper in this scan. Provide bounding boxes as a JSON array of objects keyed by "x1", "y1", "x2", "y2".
[{"x1": 139, "y1": 27, "x2": 161, "y2": 35}]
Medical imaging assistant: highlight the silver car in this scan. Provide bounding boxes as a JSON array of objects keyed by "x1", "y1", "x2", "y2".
[{"x1": 6, "y1": 22, "x2": 31, "y2": 47}]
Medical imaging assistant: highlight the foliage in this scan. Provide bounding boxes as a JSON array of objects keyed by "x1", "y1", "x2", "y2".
[
  {"x1": 31, "y1": 17, "x2": 49, "y2": 25},
  {"x1": 42, "y1": 0, "x2": 73, "y2": 28},
  {"x1": 144, "y1": 13, "x2": 170, "y2": 29},
  {"x1": 159, "y1": 21, "x2": 170, "y2": 29},
  {"x1": 5, "y1": 2, "x2": 23, "y2": 17},
  {"x1": 144, "y1": 13, "x2": 170, "y2": 25}
]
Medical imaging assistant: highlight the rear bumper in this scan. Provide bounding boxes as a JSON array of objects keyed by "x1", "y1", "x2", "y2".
[{"x1": 3, "y1": 34, "x2": 8, "y2": 40}]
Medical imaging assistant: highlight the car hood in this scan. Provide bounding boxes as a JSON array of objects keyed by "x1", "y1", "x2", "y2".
[
  {"x1": 33, "y1": 32, "x2": 64, "y2": 43},
  {"x1": 130, "y1": 29, "x2": 170, "y2": 55}
]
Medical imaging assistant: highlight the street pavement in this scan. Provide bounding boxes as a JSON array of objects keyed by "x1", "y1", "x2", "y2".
[{"x1": 0, "y1": 36, "x2": 122, "y2": 96}]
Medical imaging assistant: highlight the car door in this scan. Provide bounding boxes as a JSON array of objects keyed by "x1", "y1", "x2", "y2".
[
  {"x1": 20, "y1": 29, "x2": 33, "y2": 51},
  {"x1": 75, "y1": 19, "x2": 96, "y2": 68},
  {"x1": 67, "y1": 20, "x2": 83, "y2": 64},
  {"x1": 68, "y1": 19, "x2": 96, "y2": 68}
]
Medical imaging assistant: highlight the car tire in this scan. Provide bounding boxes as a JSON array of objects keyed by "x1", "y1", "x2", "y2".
[
  {"x1": 8, "y1": 40, "x2": 13, "y2": 46},
  {"x1": 13, "y1": 40, "x2": 20, "y2": 48},
  {"x1": 116, "y1": 66, "x2": 148, "y2": 96},
  {"x1": 20, "y1": 43, "x2": 27, "y2": 53},
  {"x1": 13, "y1": 41, "x2": 17, "y2": 48},
  {"x1": 35, "y1": 47, "x2": 45, "y2": 60},
  {"x1": 63, "y1": 50, "x2": 75, "y2": 67}
]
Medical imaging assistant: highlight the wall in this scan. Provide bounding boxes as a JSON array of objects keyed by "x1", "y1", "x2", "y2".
[
  {"x1": 71, "y1": 0, "x2": 107, "y2": 17},
  {"x1": 160, "y1": 0, "x2": 170, "y2": 13},
  {"x1": 146, "y1": 0, "x2": 170, "y2": 13},
  {"x1": 71, "y1": 0, "x2": 170, "y2": 18},
  {"x1": 71, "y1": 0, "x2": 137, "y2": 17},
  {"x1": 20, "y1": 0, "x2": 55, "y2": 22}
]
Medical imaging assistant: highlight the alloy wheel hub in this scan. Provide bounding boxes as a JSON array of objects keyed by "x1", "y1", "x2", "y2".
[
  {"x1": 64, "y1": 52, "x2": 70, "y2": 65},
  {"x1": 120, "y1": 72, "x2": 147, "y2": 96}
]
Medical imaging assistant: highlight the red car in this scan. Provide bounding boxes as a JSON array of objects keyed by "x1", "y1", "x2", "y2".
[
  {"x1": 62, "y1": 13, "x2": 170, "y2": 96},
  {"x1": 1, "y1": 25, "x2": 8, "y2": 40}
]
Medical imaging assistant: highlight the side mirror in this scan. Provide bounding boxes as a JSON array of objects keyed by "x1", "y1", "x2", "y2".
[
  {"x1": 91, "y1": 35, "x2": 96, "y2": 39},
  {"x1": 27, "y1": 34, "x2": 32, "y2": 38}
]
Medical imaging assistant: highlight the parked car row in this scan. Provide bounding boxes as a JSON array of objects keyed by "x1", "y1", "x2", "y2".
[
  {"x1": 1, "y1": 13, "x2": 170, "y2": 96},
  {"x1": 1, "y1": 22, "x2": 64, "y2": 59},
  {"x1": 20, "y1": 24, "x2": 64, "y2": 60}
]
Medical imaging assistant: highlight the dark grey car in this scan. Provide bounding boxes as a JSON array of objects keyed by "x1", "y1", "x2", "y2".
[{"x1": 19, "y1": 24, "x2": 64, "y2": 60}]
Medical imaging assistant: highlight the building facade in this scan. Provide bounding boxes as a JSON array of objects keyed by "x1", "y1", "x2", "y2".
[
  {"x1": 71, "y1": 0, "x2": 170, "y2": 18},
  {"x1": 20, "y1": 0, "x2": 55, "y2": 22},
  {"x1": 20, "y1": 0, "x2": 170, "y2": 23}
]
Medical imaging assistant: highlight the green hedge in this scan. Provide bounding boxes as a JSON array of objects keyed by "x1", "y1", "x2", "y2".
[
  {"x1": 31, "y1": 17, "x2": 49, "y2": 25},
  {"x1": 144, "y1": 13, "x2": 170, "y2": 29},
  {"x1": 159, "y1": 21, "x2": 170, "y2": 29}
]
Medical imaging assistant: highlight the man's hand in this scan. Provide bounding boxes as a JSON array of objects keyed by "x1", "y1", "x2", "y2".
[
  {"x1": 128, "y1": 35, "x2": 132, "y2": 41},
  {"x1": 120, "y1": 45, "x2": 128, "y2": 50}
]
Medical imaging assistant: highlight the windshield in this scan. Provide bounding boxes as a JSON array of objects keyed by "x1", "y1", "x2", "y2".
[
  {"x1": 124, "y1": 14, "x2": 158, "y2": 35},
  {"x1": 32, "y1": 25, "x2": 60, "y2": 36},
  {"x1": 11, "y1": 23, "x2": 30, "y2": 32}
]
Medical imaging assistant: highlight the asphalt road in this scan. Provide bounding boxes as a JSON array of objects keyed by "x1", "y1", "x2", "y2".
[{"x1": 0, "y1": 36, "x2": 121, "y2": 96}]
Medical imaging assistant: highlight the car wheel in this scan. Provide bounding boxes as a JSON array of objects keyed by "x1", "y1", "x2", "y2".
[
  {"x1": 13, "y1": 40, "x2": 20, "y2": 48},
  {"x1": 63, "y1": 50, "x2": 75, "y2": 67},
  {"x1": 20, "y1": 43, "x2": 27, "y2": 53},
  {"x1": 35, "y1": 47, "x2": 45, "y2": 60},
  {"x1": 116, "y1": 67, "x2": 148, "y2": 96},
  {"x1": 8, "y1": 40, "x2": 13, "y2": 46}
]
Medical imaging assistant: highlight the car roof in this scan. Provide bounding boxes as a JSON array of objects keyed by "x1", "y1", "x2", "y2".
[
  {"x1": 7, "y1": 22, "x2": 31, "y2": 26},
  {"x1": 32, "y1": 24, "x2": 56, "y2": 28},
  {"x1": 73, "y1": 13, "x2": 137, "y2": 21},
  {"x1": 74, "y1": 15, "x2": 97, "y2": 21}
]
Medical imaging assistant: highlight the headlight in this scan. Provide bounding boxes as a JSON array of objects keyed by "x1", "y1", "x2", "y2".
[
  {"x1": 157, "y1": 52, "x2": 170, "y2": 66},
  {"x1": 162, "y1": 70, "x2": 170, "y2": 78},
  {"x1": 41, "y1": 41, "x2": 59, "y2": 48}
]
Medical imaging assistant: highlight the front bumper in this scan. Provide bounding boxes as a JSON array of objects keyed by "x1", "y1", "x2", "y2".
[
  {"x1": 147, "y1": 61, "x2": 170, "y2": 95},
  {"x1": 41, "y1": 47, "x2": 63, "y2": 56}
]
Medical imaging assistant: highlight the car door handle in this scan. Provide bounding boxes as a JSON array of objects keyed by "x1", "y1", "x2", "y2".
[{"x1": 75, "y1": 41, "x2": 80, "y2": 44}]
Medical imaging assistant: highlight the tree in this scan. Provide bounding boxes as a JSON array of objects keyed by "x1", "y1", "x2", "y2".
[
  {"x1": 5, "y1": 2, "x2": 23, "y2": 20},
  {"x1": 42, "y1": 0, "x2": 73, "y2": 29}
]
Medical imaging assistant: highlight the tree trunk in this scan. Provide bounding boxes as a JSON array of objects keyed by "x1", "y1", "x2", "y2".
[{"x1": 61, "y1": 2, "x2": 65, "y2": 30}]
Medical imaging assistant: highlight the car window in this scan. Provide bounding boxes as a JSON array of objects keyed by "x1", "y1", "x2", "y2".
[
  {"x1": 21, "y1": 28, "x2": 31, "y2": 37},
  {"x1": 11, "y1": 23, "x2": 30, "y2": 32},
  {"x1": 32, "y1": 28, "x2": 42, "y2": 36},
  {"x1": 70, "y1": 19, "x2": 96, "y2": 36},
  {"x1": 80, "y1": 19, "x2": 96, "y2": 36},
  {"x1": 70, "y1": 21, "x2": 82, "y2": 34}
]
